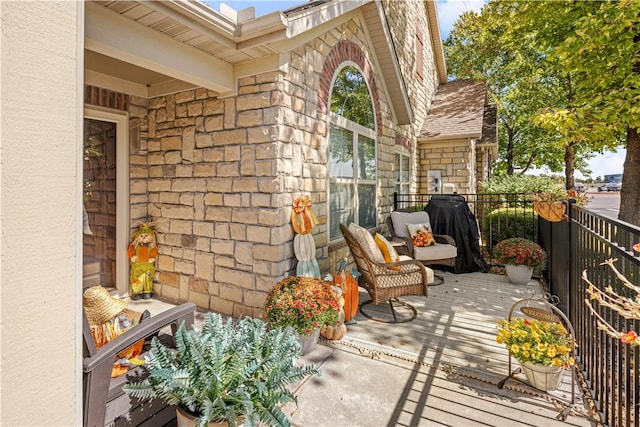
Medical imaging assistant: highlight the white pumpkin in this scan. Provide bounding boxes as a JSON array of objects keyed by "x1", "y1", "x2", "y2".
[{"x1": 294, "y1": 233, "x2": 316, "y2": 261}]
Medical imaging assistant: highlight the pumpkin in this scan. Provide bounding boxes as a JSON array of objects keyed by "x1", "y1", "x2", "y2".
[
  {"x1": 293, "y1": 233, "x2": 316, "y2": 261},
  {"x1": 320, "y1": 323, "x2": 347, "y2": 340},
  {"x1": 335, "y1": 274, "x2": 358, "y2": 322}
]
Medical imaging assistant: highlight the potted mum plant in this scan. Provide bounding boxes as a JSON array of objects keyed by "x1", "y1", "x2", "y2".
[
  {"x1": 496, "y1": 317, "x2": 575, "y2": 391},
  {"x1": 123, "y1": 313, "x2": 320, "y2": 427},
  {"x1": 493, "y1": 238, "x2": 547, "y2": 284},
  {"x1": 264, "y1": 276, "x2": 340, "y2": 354}
]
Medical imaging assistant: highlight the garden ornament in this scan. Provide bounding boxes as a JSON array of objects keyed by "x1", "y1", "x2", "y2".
[{"x1": 128, "y1": 222, "x2": 157, "y2": 300}]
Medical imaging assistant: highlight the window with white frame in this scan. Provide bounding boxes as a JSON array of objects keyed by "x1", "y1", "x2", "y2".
[
  {"x1": 395, "y1": 151, "x2": 410, "y2": 195},
  {"x1": 328, "y1": 65, "x2": 376, "y2": 241}
]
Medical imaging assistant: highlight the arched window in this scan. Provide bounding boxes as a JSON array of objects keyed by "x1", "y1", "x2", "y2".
[{"x1": 328, "y1": 65, "x2": 377, "y2": 241}]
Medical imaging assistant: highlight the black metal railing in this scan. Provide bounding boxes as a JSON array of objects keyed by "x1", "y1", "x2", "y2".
[
  {"x1": 396, "y1": 192, "x2": 640, "y2": 425},
  {"x1": 542, "y1": 202, "x2": 640, "y2": 427}
]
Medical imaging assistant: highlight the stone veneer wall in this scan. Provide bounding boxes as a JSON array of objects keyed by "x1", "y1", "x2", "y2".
[
  {"x1": 418, "y1": 141, "x2": 474, "y2": 195},
  {"x1": 475, "y1": 146, "x2": 491, "y2": 192},
  {"x1": 141, "y1": 83, "x2": 290, "y2": 318},
  {"x1": 382, "y1": 0, "x2": 440, "y2": 199},
  {"x1": 84, "y1": 2, "x2": 442, "y2": 317}
]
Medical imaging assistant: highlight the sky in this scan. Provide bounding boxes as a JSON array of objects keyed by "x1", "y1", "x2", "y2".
[{"x1": 204, "y1": 0, "x2": 627, "y2": 181}]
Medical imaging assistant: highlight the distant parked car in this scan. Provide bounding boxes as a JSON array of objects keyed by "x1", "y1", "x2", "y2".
[
  {"x1": 598, "y1": 182, "x2": 621, "y2": 192},
  {"x1": 574, "y1": 183, "x2": 586, "y2": 193}
]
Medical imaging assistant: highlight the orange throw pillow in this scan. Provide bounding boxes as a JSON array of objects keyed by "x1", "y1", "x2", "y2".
[{"x1": 374, "y1": 233, "x2": 401, "y2": 271}]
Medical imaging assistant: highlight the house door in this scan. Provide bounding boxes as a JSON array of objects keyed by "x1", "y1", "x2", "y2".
[{"x1": 83, "y1": 108, "x2": 129, "y2": 294}]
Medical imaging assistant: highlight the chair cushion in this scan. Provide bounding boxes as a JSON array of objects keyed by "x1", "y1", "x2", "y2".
[
  {"x1": 406, "y1": 223, "x2": 436, "y2": 247},
  {"x1": 398, "y1": 255, "x2": 435, "y2": 284},
  {"x1": 390, "y1": 211, "x2": 431, "y2": 239},
  {"x1": 348, "y1": 223, "x2": 385, "y2": 263},
  {"x1": 414, "y1": 243, "x2": 458, "y2": 261},
  {"x1": 374, "y1": 234, "x2": 400, "y2": 270}
]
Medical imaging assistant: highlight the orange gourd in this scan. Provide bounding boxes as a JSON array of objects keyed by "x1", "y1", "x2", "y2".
[
  {"x1": 321, "y1": 323, "x2": 347, "y2": 340},
  {"x1": 335, "y1": 274, "x2": 358, "y2": 322}
]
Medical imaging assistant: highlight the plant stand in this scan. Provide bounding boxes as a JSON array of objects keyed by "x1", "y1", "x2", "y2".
[{"x1": 497, "y1": 295, "x2": 577, "y2": 421}]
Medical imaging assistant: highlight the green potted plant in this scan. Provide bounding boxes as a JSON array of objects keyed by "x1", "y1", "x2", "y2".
[
  {"x1": 264, "y1": 276, "x2": 340, "y2": 354},
  {"x1": 496, "y1": 317, "x2": 574, "y2": 390},
  {"x1": 492, "y1": 238, "x2": 547, "y2": 284},
  {"x1": 123, "y1": 313, "x2": 320, "y2": 427}
]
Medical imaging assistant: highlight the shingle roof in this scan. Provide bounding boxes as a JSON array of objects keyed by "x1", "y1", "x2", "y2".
[{"x1": 420, "y1": 79, "x2": 489, "y2": 141}]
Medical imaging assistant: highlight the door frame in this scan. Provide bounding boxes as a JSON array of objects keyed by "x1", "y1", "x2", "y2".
[{"x1": 83, "y1": 106, "x2": 130, "y2": 294}]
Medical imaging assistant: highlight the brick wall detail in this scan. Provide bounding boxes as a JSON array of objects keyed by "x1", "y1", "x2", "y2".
[{"x1": 317, "y1": 41, "x2": 382, "y2": 136}]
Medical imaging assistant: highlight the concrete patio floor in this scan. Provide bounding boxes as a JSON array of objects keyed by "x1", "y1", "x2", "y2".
[{"x1": 125, "y1": 271, "x2": 602, "y2": 427}]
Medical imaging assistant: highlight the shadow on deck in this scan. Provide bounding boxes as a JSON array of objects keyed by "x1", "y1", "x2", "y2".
[{"x1": 123, "y1": 271, "x2": 601, "y2": 427}]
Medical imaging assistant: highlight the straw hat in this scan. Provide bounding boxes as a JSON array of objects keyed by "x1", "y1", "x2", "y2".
[{"x1": 83, "y1": 286, "x2": 127, "y2": 326}]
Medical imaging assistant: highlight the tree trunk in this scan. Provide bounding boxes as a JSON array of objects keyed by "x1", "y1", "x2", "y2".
[
  {"x1": 564, "y1": 142, "x2": 575, "y2": 190},
  {"x1": 619, "y1": 30, "x2": 640, "y2": 226},
  {"x1": 506, "y1": 125, "x2": 515, "y2": 175},
  {"x1": 619, "y1": 127, "x2": 640, "y2": 226}
]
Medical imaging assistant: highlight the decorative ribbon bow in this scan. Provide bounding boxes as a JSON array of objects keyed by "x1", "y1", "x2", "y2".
[{"x1": 291, "y1": 196, "x2": 319, "y2": 235}]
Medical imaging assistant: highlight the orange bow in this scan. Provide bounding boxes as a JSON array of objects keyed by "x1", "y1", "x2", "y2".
[{"x1": 291, "y1": 196, "x2": 319, "y2": 235}]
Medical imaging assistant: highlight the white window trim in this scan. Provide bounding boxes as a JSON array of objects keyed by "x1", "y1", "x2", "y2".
[
  {"x1": 395, "y1": 149, "x2": 411, "y2": 195},
  {"x1": 328, "y1": 113, "x2": 377, "y2": 241},
  {"x1": 83, "y1": 106, "x2": 130, "y2": 294}
]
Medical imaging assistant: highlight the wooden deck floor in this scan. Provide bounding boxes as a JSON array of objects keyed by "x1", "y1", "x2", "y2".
[
  {"x1": 127, "y1": 271, "x2": 602, "y2": 427},
  {"x1": 290, "y1": 270, "x2": 601, "y2": 427}
]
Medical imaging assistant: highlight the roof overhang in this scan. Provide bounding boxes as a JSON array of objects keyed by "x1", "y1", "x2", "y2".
[
  {"x1": 85, "y1": 2, "x2": 235, "y2": 97},
  {"x1": 425, "y1": 0, "x2": 447, "y2": 84},
  {"x1": 85, "y1": 0, "x2": 440, "y2": 118},
  {"x1": 420, "y1": 133, "x2": 481, "y2": 142}
]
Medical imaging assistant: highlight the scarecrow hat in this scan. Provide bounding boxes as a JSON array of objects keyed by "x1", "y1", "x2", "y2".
[
  {"x1": 83, "y1": 286, "x2": 127, "y2": 326},
  {"x1": 132, "y1": 222, "x2": 156, "y2": 239}
]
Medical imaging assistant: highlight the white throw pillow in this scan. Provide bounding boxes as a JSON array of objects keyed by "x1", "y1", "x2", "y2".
[{"x1": 348, "y1": 223, "x2": 385, "y2": 263}]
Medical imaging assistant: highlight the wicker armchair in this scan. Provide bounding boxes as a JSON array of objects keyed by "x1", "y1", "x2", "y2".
[{"x1": 340, "y1": 223, "x2": 431, "y2": 323}]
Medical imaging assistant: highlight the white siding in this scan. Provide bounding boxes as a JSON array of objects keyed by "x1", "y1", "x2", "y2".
[{"x1": 0, "y1": 1, "x2": 82, "y2": 425}]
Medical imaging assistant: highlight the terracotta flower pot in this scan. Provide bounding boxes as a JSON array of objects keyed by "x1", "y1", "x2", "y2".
[{"x1": 176, "y1": 407, "x2": 243, "y2": 427}]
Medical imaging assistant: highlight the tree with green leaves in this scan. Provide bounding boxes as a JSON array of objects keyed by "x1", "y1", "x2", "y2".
[
  {"x1": 444, "y1": 4, "x2": 574, "y2": 178},
  {"x1": 514, "y1": 0, "x2": 640, "y2": 225},
  {"x1": 445, "y1": 0, "x2": 640, "y2": 225}
]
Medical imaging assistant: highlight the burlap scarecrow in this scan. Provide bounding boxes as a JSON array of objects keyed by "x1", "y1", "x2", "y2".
[{"x1": 128, "y1": 222, "x2": 157, "y2": 300}]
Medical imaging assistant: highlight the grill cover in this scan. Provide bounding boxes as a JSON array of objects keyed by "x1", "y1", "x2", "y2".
[{"x1": 425, "y1": 195, "x2": 490, "y2": 274}]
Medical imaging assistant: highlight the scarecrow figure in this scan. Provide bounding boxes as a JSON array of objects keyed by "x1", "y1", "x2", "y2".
[{"x1": 128, "y1": 222, "x2": 157, "y2": 300}]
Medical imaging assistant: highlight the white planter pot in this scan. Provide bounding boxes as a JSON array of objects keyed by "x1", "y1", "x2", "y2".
[
  {"x1": 521, "y1": 361, "x2": 564, "y2": 391},
  {"x1": 505, "y1": 264, "x2": 533, "y2": 285},
  {"x1": 298, "y1": 328, "x2": 321, "y2": 355}
]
